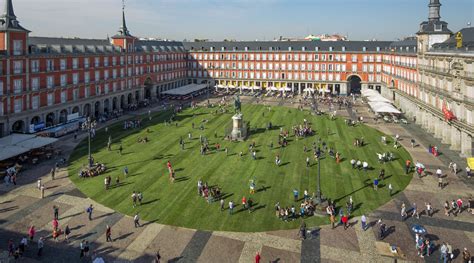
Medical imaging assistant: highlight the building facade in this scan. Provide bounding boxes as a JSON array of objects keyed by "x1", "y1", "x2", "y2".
[
  {"x1": 0, "y1": 0, "x2": 472, "y2": 156},
  {"x1": 0, "y1": 0, "x2": 187, "y2": 137}
]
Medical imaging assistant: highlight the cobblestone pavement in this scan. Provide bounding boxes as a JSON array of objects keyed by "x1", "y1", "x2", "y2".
[{"x1": 0, "y1": 96, "x2": 472, "y2": 263}]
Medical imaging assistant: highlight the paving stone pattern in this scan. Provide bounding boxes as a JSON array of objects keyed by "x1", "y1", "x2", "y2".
[{"x1": 0, "y1": 98, "x2": 473, "y2": 262}]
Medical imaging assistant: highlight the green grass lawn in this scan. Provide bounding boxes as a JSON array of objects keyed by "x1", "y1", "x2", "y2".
[{"x1": 68, "y1": 104, "x2": 412, "y2": 232}]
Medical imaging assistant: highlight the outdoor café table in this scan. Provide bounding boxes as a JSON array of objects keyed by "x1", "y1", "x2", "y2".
[{"x1": 375, "y1": 241, "x2": 406, "y2": 262}]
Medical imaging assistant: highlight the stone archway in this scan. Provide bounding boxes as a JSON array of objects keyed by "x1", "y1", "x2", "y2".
[
  {"x1": 112, "y1": 97, "x2": 118, "y2": 111},
  {"x1": 72, "y1": 106, "x2": 80, "y2": 114},
  {"x1": 135, "y1": 90, "x2": 140, "y2": 102},
  {"x1": 144, "y1": 77, "x2": 153, "y2": 100},
  {"x1": 103, "y1": 99, "x2": 110, "y2": 114},
  {"x1": 83, "y1": 104, "x2": 91, "y2": 117},
  {"x1": 59, "y1": 109, "x2": 68, "y2": 124},
  {"x1": 46, "y1": 112, "x2": 55, "y2": 127},
  {"x1": 94, "y1": 101, "x2": 101, "y2": 118},
  {"x1": 31, "y1": 116, "x2": 41, "y2": 125},
  {"x1": 120, "y1": 95, "x2": 126, "y2": 109},
  {"x1": 11, "y1": 120, "x2": 25, "y2": 133},
  {"x1": 347, "y1": 75, "x2": 362, "y2": 95},
  {"x1": 127, "y1": 93, "x2": 133, "y2": 105}
]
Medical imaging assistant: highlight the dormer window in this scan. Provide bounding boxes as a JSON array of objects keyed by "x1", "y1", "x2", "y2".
[
  {"x1": 288, "y1": 46, "x2": 292, "y2": 51},
  {"x1": 221, "y1": 47, "x2": 225, "y2": 51},
  {"x1": 362, "y1": 47, "x2": 367, "y2": 52},
  {"x1": 435, "y1": 24, "x2": 442, "y2": 31},
  {"x1": 376, "y1": 46, "x2": 380, "y2": 52},
  {"x1": 269, "y1": 47, "x2": 273, "y2": 51},
  {"x1": 244, "y1": 46, "x2": 249, "y2": 51},
  {"x1": 342, "y1": 46, "x2": 346, "y2": 51},
  {"x1": 210, "y1": 47, "x2": 214, "y2": 51},
  {"x1": 329, "y1": 46, "x2": 333, "y2": 51},
  {"x1": 315, "y1": 47, "x2": 319, "y2": 51},
  {"x1": 302, "y1": 46, "x2": 306, "y2": 51}
]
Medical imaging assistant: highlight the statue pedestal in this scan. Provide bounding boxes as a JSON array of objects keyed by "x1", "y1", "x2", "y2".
[{"x1": 230, "y1": 114, "x2": 244, "y2": 141}]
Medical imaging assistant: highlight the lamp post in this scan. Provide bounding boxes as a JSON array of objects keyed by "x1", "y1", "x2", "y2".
[
  {"x1": 316, "y1": 152, "x2": 323, "y2": 204},
  {"x1": 82, "y1": 117, "x2": 96, "y2": 169}
]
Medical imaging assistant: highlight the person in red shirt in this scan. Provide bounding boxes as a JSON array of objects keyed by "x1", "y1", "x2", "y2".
[
  {"x1": 341, "y1": 214, "x2": 349, "y2": 230},
  {"x1": 242, "y1": 196, "x2": 247, "y2": 210},
  {"x1": 255, "y1": 251, "x2": 261, "y2": 263}
]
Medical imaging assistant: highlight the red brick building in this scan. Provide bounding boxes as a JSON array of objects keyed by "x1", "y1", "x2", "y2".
[{"x1": 0, "y1": 0, "x2": 187, "y2": 136}]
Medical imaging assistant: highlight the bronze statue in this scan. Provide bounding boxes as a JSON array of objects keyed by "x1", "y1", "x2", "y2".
[{"x1": 234, "y1": 95, "x2": 241, "y2": 113}]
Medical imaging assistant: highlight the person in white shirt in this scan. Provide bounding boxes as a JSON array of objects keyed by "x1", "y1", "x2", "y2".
[
  {"x1": 133, "y1": 213, "x2": 140, "y2": 228},
  {"x1": 436, "y1": 168, "x2": 443, "y2": 178},
  {"x1": 362, "y1": 161, "x2": 369, "y2": 172}
]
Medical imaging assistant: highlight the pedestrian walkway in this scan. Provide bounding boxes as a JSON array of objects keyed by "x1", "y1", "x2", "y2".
[{"x1": 0, "y1": 97, "x2": 472, "y2": 262}]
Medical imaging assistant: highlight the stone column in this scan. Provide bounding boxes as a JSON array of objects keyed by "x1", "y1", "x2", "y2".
[
  {"x1": 460, "y1": 131, "x2": 473, "y2": 157},
  {"x1": 441, "y1": 122, "x2": 450, "y2": 144},
  {"x1": 450, "y1": 127, "x2": 461, "y2": 151},
  {"x1": 340, "y1": 83, "x2": 348, "y2": 96}
]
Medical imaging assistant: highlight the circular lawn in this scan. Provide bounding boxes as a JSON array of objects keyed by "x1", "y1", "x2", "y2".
[{"x1": 68, "y1": 104, "x2": 412, "y2": 232}]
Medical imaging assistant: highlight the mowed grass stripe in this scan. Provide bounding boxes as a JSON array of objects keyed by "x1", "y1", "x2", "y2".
[{"x1": 69, "y1": 104, "x2": 412, "y2": 232}]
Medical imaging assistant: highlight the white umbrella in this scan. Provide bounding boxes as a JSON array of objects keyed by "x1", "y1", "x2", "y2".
[{"x1": 367, "y1": 95, "x2": 391, "y2": 103}]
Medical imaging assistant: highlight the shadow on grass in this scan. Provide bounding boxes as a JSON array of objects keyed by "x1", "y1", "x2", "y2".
[{"x1": 141, "y1": 199, "x2": 159, "y2": 205}]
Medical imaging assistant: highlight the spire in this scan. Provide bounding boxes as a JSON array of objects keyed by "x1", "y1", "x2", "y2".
[
  {"x1": 118, "y1": 0, "x2": 131, "y2": 37},
  {"x1": 428, "y1": 0, "x2": 441, "y2": 22},
  {"x1": 0, "y1": 0, "x2": 29, "y2": 32},
  {"x1": 3, "y1": 0, "x2": 16, "y2": 20}
]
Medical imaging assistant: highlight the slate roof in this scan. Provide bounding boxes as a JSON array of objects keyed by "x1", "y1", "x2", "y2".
[
  {"x1": 432, "y1": 27, "x2": 474, "y2": 51},
  {"x1": 182, "y1": 40, "x2": 393, "y2": 52}
]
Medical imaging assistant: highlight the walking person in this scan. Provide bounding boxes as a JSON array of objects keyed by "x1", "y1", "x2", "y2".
[
  {"x1": 405, "y1": 159, "x2": 411, "y2": 174},
  {"x1": 229, "y1": 201, "x2": 234, "y2": 215},
  {"x1": 440, "y1": 242, "x2": 448, "y2": 263},
  {"x1": 53, "y1": 205, "x2": 59, "y2": 220},
  {"x1": 293, "y1": 189, "x2": 299, "y2": 202},
  {"x1": 361, "y1": 214, "x2": 367, "y2": 231},
  {"x1": 401, "y1": 203, "x2": 407, "y2": 220},
  {"x1": 123, "y1": 166, "x2": 129, "y2": 178},
  {"x1": 426, "y1": 202, "x2": 433, "y2": 217},
  {"x1": 220, "y1": 199, "x2": 225, "y2": 211},
  {"x1": 388, "y1": 183, "x2": 393, "y2": 196},
  {"x1": 64, "y1": 225, "x2": 71, "y2": 242},
  {"x1": 51, "y1": 167, "x2": 56, "y2": 180},
  {"x1": 134, "y1": 213, "x2": 141, "y2": 227},
  {"x1": 37, "y1": 237, "x2": 44, "y2": 257},
  {"x1": 106, "y1": 225, "x2": 112, "y2": 242},
  {"x1": 28, "y1": 225, "x2": 35, "y2": 241},
  {"x1": 37, "y1": 179, "x2": 41, "y2": 190},
  {"x1": 40, "y1": 184, "x2": 45, "y2": 199},
  {"x1": 444, "y1": 201, "x2": 451, "y2": 216},
  {"x1": 86, "y1": 204, "x2": 94, "y2": 221},
  {"x1": 80, "y1": 240, "x2": 85, "y2": 258}
]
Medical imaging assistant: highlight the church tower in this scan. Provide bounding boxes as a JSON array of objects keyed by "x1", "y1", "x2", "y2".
[
  {"x1": 416, "y1": 0, "x2": 452, "y2": 54},
  {"x1": 0, "y1": 0, "x2": 30, "y2": 56},
  {"x1": 111, "y1": 0, "x2": 136, "y2": 52}
]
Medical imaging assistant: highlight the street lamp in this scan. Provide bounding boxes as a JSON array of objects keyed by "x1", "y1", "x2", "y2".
[
  {"x1": 81, "y1": 117, "x2": 97, "y2": 169},
  {"x1": 316, "y1": 153, "x2": 323, "y2": 204}
]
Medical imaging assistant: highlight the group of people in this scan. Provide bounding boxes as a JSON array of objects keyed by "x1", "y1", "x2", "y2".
[
  {"x1": 123, "y1": 119, "x2": 142, "y2": 130},
  {"x1": 78, "y1": 163, "x2": 107, "y2": 178},
  {"x1": 197, "y1": 179, "x2": 222, "y2": 204}
]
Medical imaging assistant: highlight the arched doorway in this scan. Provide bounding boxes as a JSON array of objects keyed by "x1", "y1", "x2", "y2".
[
  {"x1": 135, "y1": 91, "x2": 140, "y2": 102},
  {"x1": 11, "y1": 120, "x2": 25, "y2": 133},
  {"x1": 347, "y1": 75, "x2": 362, "y2": 94},
  {"x1": 46, "y1": 112, "x2": 55, "y2": 127},
  {"x1": 127, "y1": 93, "x2": 133, "y2": 105},
  {"x1": 112, "y1": 97, "x2": 118, "y2": 111},
  {"x1": 31, "y1": 116, "x2": 41, "y2": 125},
  {"x1": 72, "y1": 106, "x2": 80, "y2": 114},
  {"x1": 94, "y1": 101, "x2": 101, "y2": 118},
  {"x1": 103, "y1": 99, "x2": 110, "y2": 114},
  {"x1": 59, "y1": 109, "x2": 68, "y2": 124},
  {"x1": 144, "y1": 78, "x2": 153, "y2": 100},
  {"x1": 83, "y1": 104, "x2": 91, "y2": 117},
  {"x1": 120, "y1": 95, "x2": 126, "y2": 109}
]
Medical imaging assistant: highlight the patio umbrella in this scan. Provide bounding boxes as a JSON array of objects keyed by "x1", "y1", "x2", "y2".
[
  {"x1": 92, "y1": 258, "x2": 105, "y2": 263},
  {"x1": 415, "y1": 162, "x2": 425, "y2": 169},
  {"x1": 411, "y1": 224, "x2": 427, "y2": 235}
]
